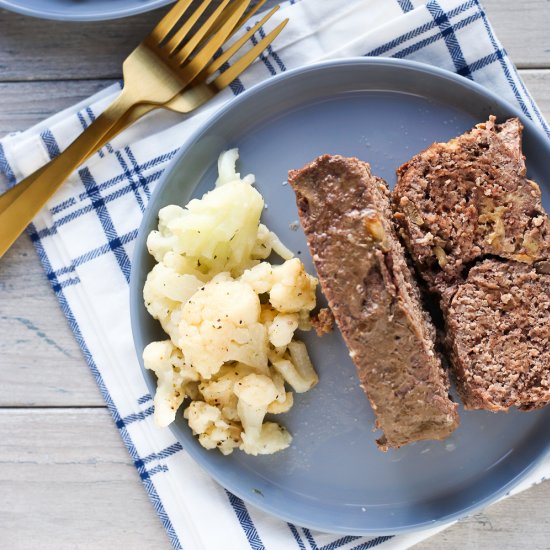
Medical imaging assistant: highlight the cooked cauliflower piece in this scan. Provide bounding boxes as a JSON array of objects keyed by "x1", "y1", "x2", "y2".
[
  {"x1": 268, "y1": 312, "x2": 300, "y2": 347},
  {"x1": 233, "y1": 373, "x2": 292, "y2": 454},
  {"x1": 175, "y1": 275, "x2": 268, "y2": 378},
  {"x1": 199, "y1": 363, "x2": 256, "y2": 422},
  {"x1": 144, "y1": 263, "x2": 203, "y2": 309},
  {"x1": 270, "y1": 258, "x2": 318, "y2": 313},
  {"x1": 143, "y1": 149, "x2": 321, "y2": 456},
  {"x1": 270, "y1": 340, "x2": 319, "y2": 393},
  {"x1": 252, "y1": 223, "x2": 293, "y2": 261},
  {"x1": 147, "y1": 180, "x2": 264, "y2": 279},
  {"x1": 234, "y1": 373, "x2": 279, "y2": 438},
  {"x1": 143, "y1": 340, "x2": 199, "y2": 427},
  {"x1": 184, "y1": 401, "x2": 241, "y2": 455},
  {"x1": 147, "y1": 205, "x2": 184, "y2": 263},
  {"x1": 241, "y1": 422, "x2": 292, "y2": 455},
  {"x1": 215, "y1": 148, "x2": 255, "y2": 187},
  {"x1": 240, "y1": 262, "x2": 275, "y2": 294}
]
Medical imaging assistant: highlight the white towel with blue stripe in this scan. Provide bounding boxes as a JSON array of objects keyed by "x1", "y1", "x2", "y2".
[{"x1": 1, "y1": 1, "x2": 549, "y2": 549}]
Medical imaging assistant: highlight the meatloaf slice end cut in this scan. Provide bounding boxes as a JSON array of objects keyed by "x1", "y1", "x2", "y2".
[
  {"x1": 288, "y1": 154, "x2": 459, "y2": 450},
  {"x1": 446, "y1": 259, "x2": 550, "y2": 411}
]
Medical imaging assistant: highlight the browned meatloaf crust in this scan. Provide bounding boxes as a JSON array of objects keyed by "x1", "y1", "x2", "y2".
[
  {"x1": 393, "y1": 116, "x2": 549, "y2": 300},
  {"x1": 393, "y1": 116, "x2": 550, "y2": 411},
  {"x1": 446, "y1": 259, "x2": 549, "y2": 411},
  {"x1": 288, "y1": 155, "x2": 459, "y2": 450}
]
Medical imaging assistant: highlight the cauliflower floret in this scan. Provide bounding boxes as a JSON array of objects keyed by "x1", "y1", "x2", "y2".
[
  {"x1": 270, "y1": 258, "x2": 317, "y2": 313},
  {"x1": 233, "y1": 373, "x2": 291, "y2": 454},
  {"x1": 184, "y1": 401, "x2": 241, "y2": 455},
  {"x1": 269, "y1": 340, "x2": 318, "y2": 393},
  {"x1": 240, "y1": 422, "x2": 292, "y2": 455},
  {"x1": 252, "y1": 223, "x2": 293, "y2": 261},
  {"x1": 147, "y1": 205, "x2": 186, "y2": 263},
  {"x1": 143, "y1": 340, "x2": 199, "y2": 427},
  {"x1": 143, "y1": 268, "x2": 178, "y2": 326},
  {"x1": 162, "y1": 181, "x2": 265, "y2": 277},
  {"x1": 162, "y1": 250, "x2": 208, "y2": 281},
  {"x1": 199, "y1": 363, "x2": 257, "y2": 421},
  {"x1": 267, "y1": 371, "x2": 294, "y2": 414},
  {"x1": 268, "y1": 312, "x2": 300, "y2": 347},
  {"x1": 175, "y1": 275, "x2": 268, "y2": 378},
  {"x1": 143, "y1": 263, "x2": 203, "y2": 339},
  {"x1": 215, "y1": 148, "x2": 255, "y2": 187},
  {"x1": 240, "y1": 262, "x2": 274, "y2": 294},
  {"x1": 145, "y1": 263, "x2": 203, "y2": 304}
]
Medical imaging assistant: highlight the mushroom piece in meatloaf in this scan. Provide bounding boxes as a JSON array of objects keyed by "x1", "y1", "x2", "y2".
[
  {"x1": 393, "y1": 116, "x2": 550, "y2": 411},
  {"x1": 288, "y1": 155, "x2": 459, "y2": 450}
]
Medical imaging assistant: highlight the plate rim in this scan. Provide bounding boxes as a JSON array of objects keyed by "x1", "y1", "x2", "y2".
[
  {"x1": 130, "y1": 56, "x2": 550, "y2": 535},
  {"x1": 0, "y1": 0, "x2": 173, "y2": 21}
]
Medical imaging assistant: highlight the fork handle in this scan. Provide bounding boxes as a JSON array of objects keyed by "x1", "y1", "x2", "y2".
[
  {"x1": 0, "y1": 89, "x2": 147, "y2": 258},
  {"x1": 0, "y1": 103, "x2": 156, "y2": 215}
]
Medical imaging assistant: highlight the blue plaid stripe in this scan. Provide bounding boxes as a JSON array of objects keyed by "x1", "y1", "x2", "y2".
[
  {"x1": 320, "y1": 535, "x2": 362, "y2": 550},
  {"x1": 70, "y1": 229, "x2": 138, "y2": 270},
  {"x1": 79, "y1": 167, "x2": 133, "y2": 282},
  {"x1": 427, "y1": 0, "x2": 471, "y2": 77},
  {"x1": 351, "y1": 536, "x2": 395, "y2": 550},
  {"x1": 65, "y1": 147, "x2": 180, "y2": 204},
  {"x1": 249, "y1": 26, "x2": 279, "y2": 76},
  {"x1": 29, "y1": 224, "x2": 57, "y2": 241},
  {"x1": 141, "y1": 442, "x2": 184, "y2": 464},
  {"x1": 367, "y1": 0, "x2": 476, "y2": 57},
  {"x1": 398, "y1": 0, "x2": 415, "y2": 12},
  {"x1": 227, "y1": 491, "x2": 266, "y2": 550},
  {"x1": 0, "y1": 142, "x2": 16, "y2": 186},
  {"x1": 390, "y1": 10, "x2": 483, "y2": 59},
  {"x1": 76, "y1": 110, "x2": 105, "y2": 158},
  {"x1": 147, "y1": 464, "x2": 170, "y2": 477},
  {"x1": 40, "y1": 129, "x2": 61, "y2": 159},
  {"x1": 287, "y1": 524, "x2": 307, "y2": 550},
  {"x1": 115, "y1": 406, "x2": 155, "y2": 428},
  {"x1": 114, "y1": 149, "x2": 148, "y2": 212},
  {"x1": 125, "y1": 145, "x2": 153, "y2": 200},
  {"x1": 137, "y1": 393, "x2": 153, "y2": 405},
  {"x1": 291, "y1": 528, "x2": 393, "y2": 550},
  {"x1": 51, "y1": 197, "x2": 77, "y2": 215},
  {"x1": 258, "y1": 26, "x2": 286, "y2": 73}
]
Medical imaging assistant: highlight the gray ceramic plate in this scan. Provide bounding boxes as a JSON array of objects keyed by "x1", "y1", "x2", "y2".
[
  {"x1": 0, "y1": 0, "x2": 172, "y2": 21},
  {"x1": 130, "y1": 58, "x2": 550, "y2": 535}
]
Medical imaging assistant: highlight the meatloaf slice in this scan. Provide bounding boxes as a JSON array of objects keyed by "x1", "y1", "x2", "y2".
[
  {"x1": 288, "y1": 155, "x2": 459, "y2": 450},
  {"x1": 393, "y1": 116, "x2": 550, "y2": 299},
  {"x1": 446, "y1": 259, "x2": 550, "y2": 411}
]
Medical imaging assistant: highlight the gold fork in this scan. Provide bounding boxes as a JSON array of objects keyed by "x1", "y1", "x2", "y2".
[
  {"x1": 0, "y1": 1, "x2": 276, "y2": 213},
  {"x1": 0, "y1": 1, "x2": 288, "y2": 258}
]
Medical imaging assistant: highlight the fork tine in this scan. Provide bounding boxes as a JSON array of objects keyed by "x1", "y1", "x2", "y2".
[
  {"x1": 233, "y1": 0, "x2": 267, "y2": 36},
  {"x1": 212, "y1": 18, "x2": 289, "y2": 90},
  {"x1": 167, "y1": 0, "x2": 233, "y2": 58},
  {"x1": 205, "y1": 0, "x2": 267, "y2": 43},
  {"x1": 196, "y1": 4, "x2": 280, "y2": 83},
  {"x1": 175, "y1": 0, "x2": 251, "y2": 71},
  {"x1": 150, "y1": 0, "x2": 196, "y2": 44},
  {"x1": 163, "y1": 0, "x2": 216, "y2": 55}
]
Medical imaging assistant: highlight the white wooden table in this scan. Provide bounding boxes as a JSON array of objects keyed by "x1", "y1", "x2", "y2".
[{"x1": 1, "y1": 2, "x2": 550, "y2": 548}]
